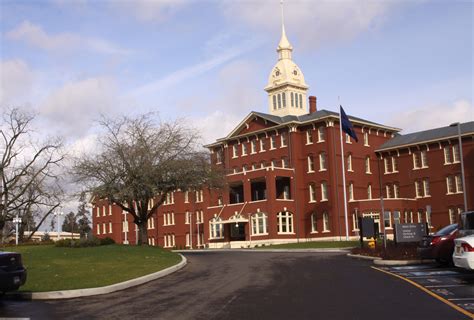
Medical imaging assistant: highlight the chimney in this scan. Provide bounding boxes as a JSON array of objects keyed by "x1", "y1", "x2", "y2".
[{"x1": 309, "y1": 96, "x2": 317, "y2": 113}]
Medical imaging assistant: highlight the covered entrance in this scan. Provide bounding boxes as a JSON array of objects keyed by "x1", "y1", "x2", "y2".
[{"x1": 210, "y1": 212, "x2": 249, "y2": 247}]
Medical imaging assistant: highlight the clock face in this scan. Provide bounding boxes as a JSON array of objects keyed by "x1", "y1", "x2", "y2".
[{"x1": 274, "y1": 68, "x2": 281, "y2": 77}]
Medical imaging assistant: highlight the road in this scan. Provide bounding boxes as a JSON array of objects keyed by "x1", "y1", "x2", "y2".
[{"x1": 0, "y1": 252, "x2": 470, "y2": 320}]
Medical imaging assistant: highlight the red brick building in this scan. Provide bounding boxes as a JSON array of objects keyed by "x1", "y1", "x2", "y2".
[{"x1": 92, "y1": 21, "x2": 474, "y2": 249}]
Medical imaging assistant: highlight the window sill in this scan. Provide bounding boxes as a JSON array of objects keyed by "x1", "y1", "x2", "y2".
[
  {"x1": 319, "y1": 169, "x2": 327, "y2": 172},
  {"x1": 366, "y1": 172, "x2": 372, "y2": 175},
  {"x1": 320, "y1": 199, "x2": 328, "y2": 202},
  {"x1": 307, "y1": 170, "x2": 315, "y2": 174},
  {"x1": 305, "y1": 143, "x2": 313, "y2": 146},
  {"x1": 322, "y1": 230, "x2": 331, "y2": 233},
  {"x1": 280, "y1": 146, "x2": 287, "y2": 148},
  {"x1": 251, "y1": 233, "x2": 268, "y2": 237},
  {"x1": 208, "y1": 237, "x2": 224, "y2": 240},
  {"x1": 364, "y1": 144, "x2": 370, "y2": 147},
  {"x1": 317, "y1": 140, "x2": 325, "y2": 143},
  {"x1": 232, "y1": 156, "x2": 238, "y2": 159},
  {"x1": 259, "y1": 150, "x2": 266, "y2": 153},
  {"x1": 348, "y1": 170, "x2": 354, "y2": 172},
  {"x1": 277, "y1": 232, "x2": 296, "y2": 235},
  {"x1": 310, "y1": 231, "x2": 319, "y2": 234},
  {"x1": 352, "y1": 229, "x2": 360, "y2": 232}
]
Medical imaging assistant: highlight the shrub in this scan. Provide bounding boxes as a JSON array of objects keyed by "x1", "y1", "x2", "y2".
[
  {"x1": 55, "y1": 239, "x2": 74, "y2": 247},
  {"x1": 99, "y1": 237, "x2": 115, "y2": 246}
]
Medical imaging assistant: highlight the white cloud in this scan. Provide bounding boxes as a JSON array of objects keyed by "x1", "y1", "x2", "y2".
[
  {"x1": 220, "y1": 0, "x2": 397, "y2": 50},
  {"x1": 109, "y1": 0, "x2": 190, "y2": 23},
  {"x1": 390, "y1": 99, "x2": 473, "y2": 134},
  {"x1": 0, "y1": 59, "x2": 35, "y2": 107},
  {"x1": 6, "y1": 20, "x2": 131, "y2": 55},
  {"x1": 130, "y1": 40, "x2": 260, "y2": 98},
  {"x1": 192, "y1": 110, "x2": 242, "y2": 145},
  {"x1": 39, "y1": 77, "x2": 119, "y2": 138}
]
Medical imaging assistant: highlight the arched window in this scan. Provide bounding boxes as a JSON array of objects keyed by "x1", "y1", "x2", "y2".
[
  {"x1": 309, "y1": 183, "x2": 316, "y2": 202},
  {"x1": 295, "y1": 93, "x2": 299, "y2": 108},
  {"x1": 319, "y1": 152, "x2": 327, "y2": 171},
  {"x1": 311, "y1": 213, "x2": 318, "y2": 233},
  {"x1": 323, "y1": 212, "x2": 330, "y2": 231},
  {"x1": 282, "y1": 92, "x2": 286, "y2": 108},
  {"x1": 277, "y1": 94, "x2": 282, "y2": 109},
  {"x1": 273, "y1": 95, "x2": 277, "y2": 110},
  {"x1": 210, "y1": 217, "x2": 223, "y2": 239},
  {"x1": 277, "y1": 211, "x2": 293, "y2": 234},
  {"x1": 251, "y1": 213, "x2": 268, "y2": 235},
  {"x1": 291, "y1": 92, "x2": 294, "y2": 107},
  {"x1": 299, "y1": 94, "x2": 303, "y2": 108}
]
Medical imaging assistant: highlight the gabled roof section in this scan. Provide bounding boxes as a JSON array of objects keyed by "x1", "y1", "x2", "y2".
[
  {"x1": 377, "y1": 121, "x2": 474, "y2": 151},
  {"x1": 205, "y1": 109, "x2": 400, "y2": 148},
  {"x1": 223, "y1": 111, "x2": 281, "y2": 139}
]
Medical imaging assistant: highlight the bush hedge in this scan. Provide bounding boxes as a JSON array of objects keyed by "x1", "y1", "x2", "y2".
[{"x1": 55, "y1": 236, "x2": 105, "y2": 248}]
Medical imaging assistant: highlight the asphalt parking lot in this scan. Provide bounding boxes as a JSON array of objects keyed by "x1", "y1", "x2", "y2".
[
  {"x1": 374, "y1": 263, "x2": 474, "y2": 317},
  {"x1": 0, "y1": 252, "x2": 472, "y2": 320}
]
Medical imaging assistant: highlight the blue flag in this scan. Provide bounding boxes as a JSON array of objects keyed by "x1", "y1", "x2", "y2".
[{"x1": 340, "y1": 105, "x2": 358, "y2": 142}]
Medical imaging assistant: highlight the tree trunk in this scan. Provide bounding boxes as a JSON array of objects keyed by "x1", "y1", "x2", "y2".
[{"x1": 137, "y1": 220, "x2": 148, "y2": 246}]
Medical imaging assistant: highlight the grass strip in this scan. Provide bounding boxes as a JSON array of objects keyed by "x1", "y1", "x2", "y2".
[{"x1": 4, "y1": 244, "x2": 181, "y2": 292}]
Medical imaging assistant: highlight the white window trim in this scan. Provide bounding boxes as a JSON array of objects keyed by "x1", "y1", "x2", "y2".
[{"x1": 307, "y1": 156, "x2": 315, "y2": 173}]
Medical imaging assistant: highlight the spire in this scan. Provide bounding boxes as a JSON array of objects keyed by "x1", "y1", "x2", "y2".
[{"x1": 277, "y1": 0, "x2": 293, "y2": 60}]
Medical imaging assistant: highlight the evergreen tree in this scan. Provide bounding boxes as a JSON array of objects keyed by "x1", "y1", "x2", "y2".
[
  {"x1": 76, "y1": 192, "x2": 91, "y2": 238},
  {"x1": 62, "y1": 211, "x2": 79, "y2": 233}
]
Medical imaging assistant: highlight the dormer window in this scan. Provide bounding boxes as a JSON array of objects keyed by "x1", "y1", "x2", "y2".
[
  {"x1": 275, "y1": 70, "x2": 280, "y2": 76},
  {"x1": 293, "y1": 70, "x2": 298, "y2": 75}
]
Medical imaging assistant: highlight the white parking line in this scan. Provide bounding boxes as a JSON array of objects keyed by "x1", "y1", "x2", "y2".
[
  {"x1": 448, "y1": 298, "x2": 474, "y2": 301},
  {"x1": 426, "y1": 284, "x2": 467, "y2": 288}
]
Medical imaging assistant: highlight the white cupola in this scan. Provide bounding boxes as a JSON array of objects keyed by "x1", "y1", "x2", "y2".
[{"x1": 264, "y1": 1, "x2": 309, "y2": 117}]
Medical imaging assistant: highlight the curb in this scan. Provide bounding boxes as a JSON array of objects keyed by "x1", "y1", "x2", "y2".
[
  {"x1": 373, "y1": 259, "x2": 435, "y2": 266},
  {"x1": 173, "y1": 248, "x2": 351, "y2": 253},
  {"x1": 346, "y1": 253, "x2": 382, "y2": 261},
  {"x1": 7, "y1": 254, "x2": 187, "y2": 300}
]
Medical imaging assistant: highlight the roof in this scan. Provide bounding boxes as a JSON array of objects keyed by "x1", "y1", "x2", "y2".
[
  {"x1": 253, "y1": 109, "x2": 393, "y2": 128},
  {"x1": 205, "y1": 109, "x2": 400, "y2": 148},
  {"x1": 377, "y1": 121, "x2": 474, "y2": 151}
]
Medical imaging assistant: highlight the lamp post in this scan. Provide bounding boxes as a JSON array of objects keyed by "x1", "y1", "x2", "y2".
[
  {"x1": 450, "y1": 122, "x2": 468, "y2": 212},
  {"x1": 13, "y1": 213, "x2": 21, "y2": 245},
  {"x1": 54, "y1": 210, "x2": 63, "y2": 240}
]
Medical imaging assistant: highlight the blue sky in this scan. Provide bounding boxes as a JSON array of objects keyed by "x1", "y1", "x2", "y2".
[{"x1": 1, "y1": 0, "x2": 473, "y2": 147}]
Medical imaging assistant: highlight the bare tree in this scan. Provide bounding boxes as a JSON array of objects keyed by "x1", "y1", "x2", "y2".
[
  {"x1": 74, "y1": 113, "x2": 223, "y2": 245},
  {"x1": 0, "y1": 108, "x2": 64, "y2": 242}
]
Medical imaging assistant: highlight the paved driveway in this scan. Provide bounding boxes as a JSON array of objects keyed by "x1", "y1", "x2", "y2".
[{"x1": 0, "y1": 252, "x2": 470, "y2": 320}]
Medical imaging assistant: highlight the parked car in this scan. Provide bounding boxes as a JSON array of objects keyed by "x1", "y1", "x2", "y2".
[
  {"x1": 0, "y1": 251, "x2": 27, "y2": 294},
  {"x1": 453, "y1": 235, "x2": 474, "y2": 270},
  {"x1": 417, "y1": 223, "x2": 458, "y2": 264},
  {"x1": 458, "y1": 211, "x2": 474, "y2": 237}
]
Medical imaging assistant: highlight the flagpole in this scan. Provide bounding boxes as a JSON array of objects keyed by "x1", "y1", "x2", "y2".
[{"x1": 339, "y1": 104, "x2": 350, "y2": 241}]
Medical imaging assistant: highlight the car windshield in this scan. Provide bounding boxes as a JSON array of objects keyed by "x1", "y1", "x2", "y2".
[
  {"x1": 460, "y1": 212, "x2": 474, "y2": 230},
  {"x1": 434, "y1": 224, "x2": 458, "y2": 236}
]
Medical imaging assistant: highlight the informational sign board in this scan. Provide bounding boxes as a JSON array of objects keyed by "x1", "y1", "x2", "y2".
[
  {"x1": 394, "y1": 223, "x2": 427, "y2": 243},
  {"x1": 359, "y1": 217, "x2": 376, "y2": 238}
]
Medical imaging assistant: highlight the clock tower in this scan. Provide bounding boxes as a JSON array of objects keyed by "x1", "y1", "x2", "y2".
[{"x1": 264, "y1": 2, "x2": 309, "y2": 117}]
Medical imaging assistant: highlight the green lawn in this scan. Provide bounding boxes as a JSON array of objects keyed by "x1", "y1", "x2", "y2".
[
  {"x1": 256, "y1": 240, "x2": 359, "y2": 249},
  {"x1": 4, "y1": 245, "x2": 181, "y2": 292}
]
